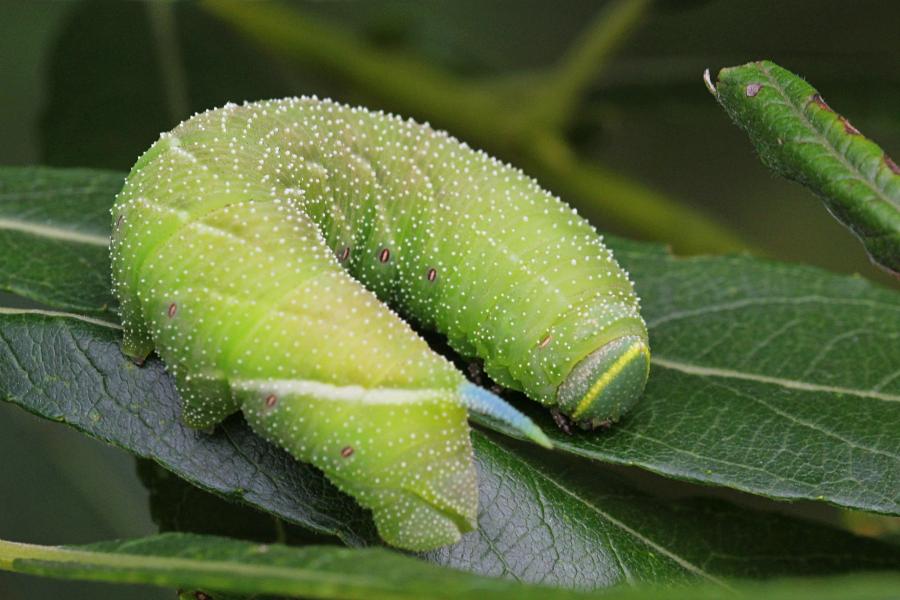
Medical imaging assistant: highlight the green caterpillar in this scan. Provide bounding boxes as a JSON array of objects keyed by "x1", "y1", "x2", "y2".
[{"x1": 110, "y1": 97, "x2": 649, "y2": 551}]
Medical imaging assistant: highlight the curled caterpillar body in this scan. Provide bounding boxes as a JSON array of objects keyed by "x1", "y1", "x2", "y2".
[{"x1": 110, "y1": 97, "x2": 649, "y2": 550}]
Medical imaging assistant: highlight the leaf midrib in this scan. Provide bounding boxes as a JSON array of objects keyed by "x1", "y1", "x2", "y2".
[
  {"x1": 646, "y1": 295, "x2": 900, "y2": 329},
  {"x1": 0, "y1": 538, "x2": 396, "y2": 594},
  {"x1": 0, "y1": 217, "x2": 110, "y2": 247},
  {"x1": 651, "y1": 357, "x2": 900, "y2": 404},
  {"x1": 0, "y1": 307, "x2": 120, "y2": 329}
]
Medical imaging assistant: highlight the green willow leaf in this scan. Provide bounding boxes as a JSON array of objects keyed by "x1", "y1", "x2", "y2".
[
  {"x1": 1, "y1": 166, "x2": 898, "y2": 516},
  {"x1": 2, "y1": 309, "x2": 899, "y2": 589},
  {"x1": 0, "y1": 166, "x2": 120, "y2": 314},
  {"x1": 709, "y1": 60, "x2": 900, "y2": 276},
  {"x1": 1, "y1": 533, "x2": 899, "y2": 600}
]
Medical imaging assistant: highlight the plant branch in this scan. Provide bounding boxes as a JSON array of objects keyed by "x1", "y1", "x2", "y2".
[
  {"x1": 528, "y1": 0, "x2": 653, "y2": 131},
  {"x1": 521, "y1": 132, "x2": 748, "y2": 253},
  {"x1": 146, "y1": 1, "x2": 190, "y2": 123},
  {"x1": 200, "y1": 0, "x2": 505, "y2": 145}
]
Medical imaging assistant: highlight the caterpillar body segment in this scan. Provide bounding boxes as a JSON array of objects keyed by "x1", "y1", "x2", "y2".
[
  {"x1": 113, "y1": 193, "x2": 479, "y2": 550},
  {"x1": 110, "y1": 97, "x2": 649, "y2": 550}
]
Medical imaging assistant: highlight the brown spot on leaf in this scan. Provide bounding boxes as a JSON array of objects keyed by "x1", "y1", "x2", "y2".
[
  {"x1": 265, "y1": 394, "x2": 277, "y2": 408},
  {"x1": 378, "y1": 248, "x2": 390, "y2": 263},
  {"x1": 885, "y1": 154, "x2": 900, "y2": 175},
  {"x1": 841, "y1": 117, "x2": 861, "y2": 135},
  {"x1": 115, "y1": 214, "x2": 124, "y2": 229},
  {"x1": 341, "y1": 446, "x2": 354, "y2": 458},
  {"x1": 745, "y1": 83, "x2": 762, "y2": 97},
  {"x1": 427, "y1": 267, "x2": 437, "y2": 282},
  {"x1": 338, "y1": 246, "x2": 350, "y2": 262},
  {"x1": 810, "y1": 93, "x2": 832, "y2": 111},
  {"x1": 167, "y1": 303, "x2": 177, "y2": 318}
]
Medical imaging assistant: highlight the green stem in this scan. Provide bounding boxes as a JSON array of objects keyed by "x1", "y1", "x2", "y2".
[
  {"x1": 273, "y1": 518, "x2": 287, "y2": 544},
  {"x1": 0, "y1": 539, "x2": 54, "y2": 571},
  {"x1": 522, "y1": 133, "x2": 748, "y2": 253},
  {"x1": 529, "y1": 0, "x2": 653, "y2": 131},
  {"x1": 146, "y1": 1, "x2": 190, "y2": 123}
]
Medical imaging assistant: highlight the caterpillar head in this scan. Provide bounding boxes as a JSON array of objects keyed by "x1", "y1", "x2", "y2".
[{"x1": 556, "y1": 335, "x2": 650, "y2": 428}]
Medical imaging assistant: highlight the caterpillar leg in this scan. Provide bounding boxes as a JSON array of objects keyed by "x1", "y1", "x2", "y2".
[
  {"x1": 116, "y1": 295, "x2": 154, "y2": 364},
  {"x1": 176, "y1": 371, "x2": 239, "y2": 431}
]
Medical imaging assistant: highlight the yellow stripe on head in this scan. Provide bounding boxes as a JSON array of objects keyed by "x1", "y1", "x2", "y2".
[{"x1": 557, "y1": 335, "x2": 651, "y2": 426}]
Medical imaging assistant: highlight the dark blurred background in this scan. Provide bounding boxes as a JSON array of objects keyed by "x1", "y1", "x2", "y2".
[{"x1": 1, "y1": 1, "x2": 898, "y2": 597}]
